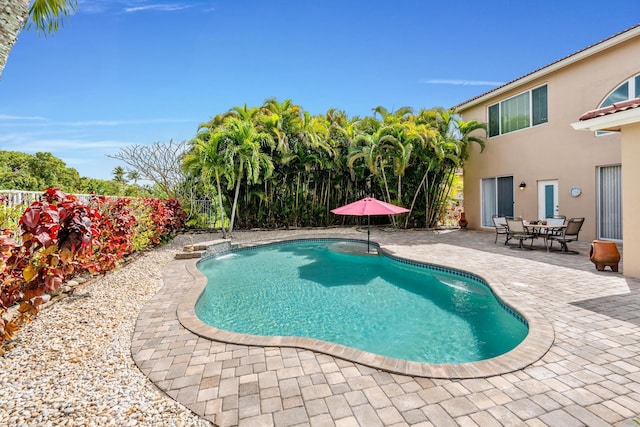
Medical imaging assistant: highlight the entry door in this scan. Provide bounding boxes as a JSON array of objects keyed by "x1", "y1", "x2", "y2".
[{"x1": 537, "y1": 180, "x2": 559, "y2": 220}]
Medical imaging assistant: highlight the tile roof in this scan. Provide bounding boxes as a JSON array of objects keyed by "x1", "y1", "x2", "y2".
[
  {"x1": 455, "y1": 23, "x2": 640, "y2": 110},
  {"x1": 579, "y1": 97, "x2": 640, "y2": 121}
]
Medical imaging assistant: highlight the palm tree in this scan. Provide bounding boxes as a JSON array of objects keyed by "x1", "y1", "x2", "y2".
[
  {"x1": 324, "y1": 109, "x2": 359, "y2": 208},
  {"x1": 178, "y1": 103, "x2": 487, "y2": 231},
  {"x1": 221, "y1": 117, "x2": 275, "y2": 236},
  {"x1": 183, "y1": 129, "x2": 230, "y2": 237},
  {"x1": 391, "y1": 131, "x2": 413, "y2": 206},
  {"x1": 372, "y1": 105, "x2": 413, "y2": 125},
  {"x1": 258, "y1": 98, "x2": 313, "y2": 227},
  {"x1": 126, "y1": 170, "x2": 141, "y2": 185},
  {"x1": 1, "y1": 0, "x2": 77, "y2": 78},
  {"x1": 227, "y1": 103, "x2": 261, "y2": 122},
  {"x1": 112, "y1": 166, "x2": 126, "y2": 183},
  {"x1": 402, "y1": 120, "x2": 440, "y2": 226},
  {"x1": 260, "y1": 98, "x2": 301, "y2": 154},
  {"x1": 412, "y1": 108, "x2": 487, "y2": 227},
  {"x1": 347, "y1": 126, "x2": 405, "y2": 206},
  {"x1": 452, "y1": 115, "x2": 487, "y2": 161},
  {"x1": 346, "y1": 133, "x2": 376, "y2": 192}
]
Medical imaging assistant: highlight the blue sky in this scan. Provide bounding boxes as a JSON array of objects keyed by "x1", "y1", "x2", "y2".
[{"x1": 1, "y1": 1, "x2": 639, "y2": 181}]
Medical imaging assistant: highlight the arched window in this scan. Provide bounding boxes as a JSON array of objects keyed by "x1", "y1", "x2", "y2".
[{"x1": 596, "y1": 73, "x2": 640, "y2": 136}]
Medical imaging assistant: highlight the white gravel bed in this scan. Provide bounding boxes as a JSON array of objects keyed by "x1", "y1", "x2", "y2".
[{"x1": 0, "y1": 234, "x2": 217, "y2": 427}]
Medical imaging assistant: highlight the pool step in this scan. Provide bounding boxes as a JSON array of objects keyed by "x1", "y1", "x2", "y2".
[
  {"x1": 175, "y1": 239, "x2": 234, "y2": 260},
  {"x1": 175, "y1": 250, "x2": 205, "y2": 259},
  {"x1": 183, "y1": 243, "x2": 209, "y2": 251}
]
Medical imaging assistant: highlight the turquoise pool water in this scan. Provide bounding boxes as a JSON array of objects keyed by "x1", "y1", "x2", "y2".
[{"x1": 195, "y1": 240, "x2": 528, "y2": 364}]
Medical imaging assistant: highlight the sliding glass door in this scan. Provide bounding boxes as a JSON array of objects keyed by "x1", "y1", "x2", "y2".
[
  {"x1": 481, "y1": 176, "x2": 514, "y2": 227},
  {"x1": 598, "y1": 165, "x2": 622, "y2": 241}
]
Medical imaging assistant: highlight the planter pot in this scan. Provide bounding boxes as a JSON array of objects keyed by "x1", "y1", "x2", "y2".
[
  {"x1": 589, "y1": 240, "x2": 620, "y2": 272},
  {"x1": 458, "y1": 212, "x2": 468, "y2": 229}
]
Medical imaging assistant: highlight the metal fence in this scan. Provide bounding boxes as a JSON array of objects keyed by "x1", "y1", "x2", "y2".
[{"x1": 184, "y1": 198, "x2": 220, "y2": 227}]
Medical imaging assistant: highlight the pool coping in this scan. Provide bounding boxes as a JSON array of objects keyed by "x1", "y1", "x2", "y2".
[{"x1": 176, "y1": 238, "x2": 555, "y2": 379}]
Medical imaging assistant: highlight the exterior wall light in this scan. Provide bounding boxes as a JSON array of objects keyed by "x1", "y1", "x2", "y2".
[{"x1": 519, "y1": 182, "x2": 527, "y2": 190}]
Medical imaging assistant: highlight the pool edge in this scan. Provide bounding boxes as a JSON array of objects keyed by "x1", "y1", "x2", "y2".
[{"x1": 176, "y1": 239, "x2": 555, "y2": 379}]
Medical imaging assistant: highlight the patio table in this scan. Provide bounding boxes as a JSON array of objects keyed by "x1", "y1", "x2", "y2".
[{"x1": 524, "y1": 221, "x2": 567, "y2": 251}]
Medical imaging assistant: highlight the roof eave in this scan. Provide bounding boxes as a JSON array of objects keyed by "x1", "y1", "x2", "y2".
[{"x1": 571, "y1": 108, "x2": 640, "y2": 132}]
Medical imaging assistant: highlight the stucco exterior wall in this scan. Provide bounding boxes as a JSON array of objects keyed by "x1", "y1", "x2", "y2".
[
  {"x1": 622, "y1": 123, "x2": 640, "y2": 278},
  {"x1": 458, "y1": 36, "x2": 640, "y2": 242}
]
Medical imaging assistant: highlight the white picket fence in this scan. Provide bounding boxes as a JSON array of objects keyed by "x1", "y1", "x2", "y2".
[
  {"x1": 0, "y1": 189, "x2": 99, "y2": 207},
  {"x1": 1, "y1": 189, "x2": 220, "y2": 227}
]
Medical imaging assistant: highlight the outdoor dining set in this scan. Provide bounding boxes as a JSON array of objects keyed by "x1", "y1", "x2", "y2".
[{"x1": 492, "y1": 215, "x2": 585, "y2": 253}]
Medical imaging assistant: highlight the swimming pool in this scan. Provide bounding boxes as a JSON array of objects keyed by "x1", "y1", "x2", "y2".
[{"x1": 194, "y1": 239, "x2": 528, "y2": 364}]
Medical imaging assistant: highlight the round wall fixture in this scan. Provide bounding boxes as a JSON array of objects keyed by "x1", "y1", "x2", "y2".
[{"x1": 570, "y1": 187, "x2": 582, "y2": 197}]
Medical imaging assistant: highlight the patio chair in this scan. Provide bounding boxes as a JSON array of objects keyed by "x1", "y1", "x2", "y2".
[
  {"x1": 505, "y1": 217, "x2": 536, "y2": 249},
  {"x1": 492, "y1": 215, "x2": 509, "y2": 244},
  {"x1": 545, "y1": 215, "x2": 566, "y2": 225},
  {"x1": 540, "y1": 215, "x2": 567, "y2": 241},
  {"x1": 547, "y1": 217, "x2": 585, "y2": 253}
]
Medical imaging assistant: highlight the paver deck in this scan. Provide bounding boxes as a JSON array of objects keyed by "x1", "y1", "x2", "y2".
[{"x1": 131, "y1": 228, "x2": 640, "y2": 426}]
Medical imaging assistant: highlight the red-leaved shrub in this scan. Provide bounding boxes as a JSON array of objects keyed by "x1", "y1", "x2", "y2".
[{"x1": 0, "y1": 188, "x2": 185, "y2": 351}]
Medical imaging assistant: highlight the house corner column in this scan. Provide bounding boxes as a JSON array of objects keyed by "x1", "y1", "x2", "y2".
[{"x1": 621, "y1": 123, "x2": 640, "y2": 278}]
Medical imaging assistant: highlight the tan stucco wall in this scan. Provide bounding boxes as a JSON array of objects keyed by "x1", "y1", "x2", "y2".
[
  {"x1": 622, "y1": 123, "x2": 640, "y2": 278},
  {"x1": 459, "y1": 36, "x2": 640, "y2": 242}
]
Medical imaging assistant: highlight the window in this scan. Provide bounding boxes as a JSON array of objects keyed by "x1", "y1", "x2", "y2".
[
  {"x1": 601, "y1": 82, "x2": 629, "y2": 106},
  {"x1": 488, "y1": 104, "x2": 499, "y2": 137},
  {"x1": 501, "y1": 92, "x2": 529, "y2": 134},
  {"x1": 596, "y1": 73, "x2": 640, "y2": 136},
  {"x1": 481, "y1": 176, "x2": 514, "y2": 227},
  {"x1": 531, "y1": 85, "x2": 548, "y2": 126},
  {"x1": 598, "y1": 165, "x2": 622, "y2": 241},
  {"x1": 599, "y1": 74, "x2": 640, "y2": 108},
  {"x1": 488, "y1": 85, "x2": 548, "y2": 137}
]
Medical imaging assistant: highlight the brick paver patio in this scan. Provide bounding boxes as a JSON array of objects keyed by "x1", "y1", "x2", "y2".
[{"x1": 131, "y1": 228, "x2": 640, "y2": 426}]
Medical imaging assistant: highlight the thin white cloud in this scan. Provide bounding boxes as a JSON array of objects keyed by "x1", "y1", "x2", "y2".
[
  {"x1": 420, "y1": 79, "x2": 504, "y2": 86},
  {"x1": 77, "y1": 0, "x2": 109, "y2": 13},
  {"x1": 0, "y1": 135, "x2": 132, "y2": 152},
  {"x1": 124, "y1": 3, "x2": 191, "y2": 13},
  {"x1": 59, "y1": 120, "x2": 124, "y2": 127},
  {"x1": 0, "y1": 114, "x2": 48, "y2": 121},
  {"x1": 78, "y1": 1, "x2": 198, "y2": 14}
]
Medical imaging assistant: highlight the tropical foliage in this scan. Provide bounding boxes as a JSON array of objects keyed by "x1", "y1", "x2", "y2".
[
  {"x1": 0, "y1": 188, "x2": 185, "y2": 350},
  {"x1": 0, "y1": 0, "x2": 77, "y2": 79},
  {"x1": 183, "y1": 99, "x2": 486, "y2": 232},
  {"x1": 0, "y1": 150, "x2": 156, "y2": 197}
]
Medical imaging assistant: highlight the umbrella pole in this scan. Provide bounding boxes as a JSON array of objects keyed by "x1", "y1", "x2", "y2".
[{"x1": 367, "y1": 215, "x2": 370, "y2": 253}]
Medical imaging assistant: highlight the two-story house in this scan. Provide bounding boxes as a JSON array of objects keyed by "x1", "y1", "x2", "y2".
[{"x1": 456, "y1": 24, "x2": 640, "y2": 262}]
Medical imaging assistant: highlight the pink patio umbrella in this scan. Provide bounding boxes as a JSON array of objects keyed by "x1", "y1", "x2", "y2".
[{"x1": 331, "y1": 197, "x2": 410, "y2": 252}]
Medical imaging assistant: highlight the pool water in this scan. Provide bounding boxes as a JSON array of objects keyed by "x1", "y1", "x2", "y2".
[{"x1": 195, "y1": 240, "x2": 528, "y2": 364}]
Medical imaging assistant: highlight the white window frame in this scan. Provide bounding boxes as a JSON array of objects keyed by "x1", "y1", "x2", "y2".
[
  {"x1": 597, "y1": 164, "x2": 622, "y2": 242},
  {"x1": 596, "y1": 73, "x2": 640, "y2": 137},
  {"x1": 480, "y1": 175, "x2": 514, "y2": 227},
  {"x1": 487, "y1": 84, "x2": 548, "y2": 138}
]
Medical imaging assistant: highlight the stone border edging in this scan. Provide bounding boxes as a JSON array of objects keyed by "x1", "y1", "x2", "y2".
[{"x1": 176, "y1": 238, "x2": 555, "y2": 379}]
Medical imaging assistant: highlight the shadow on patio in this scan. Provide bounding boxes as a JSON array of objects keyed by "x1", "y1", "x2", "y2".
[{"x1": 571, "y1": 277, "x2": 640, "y2": 326}]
